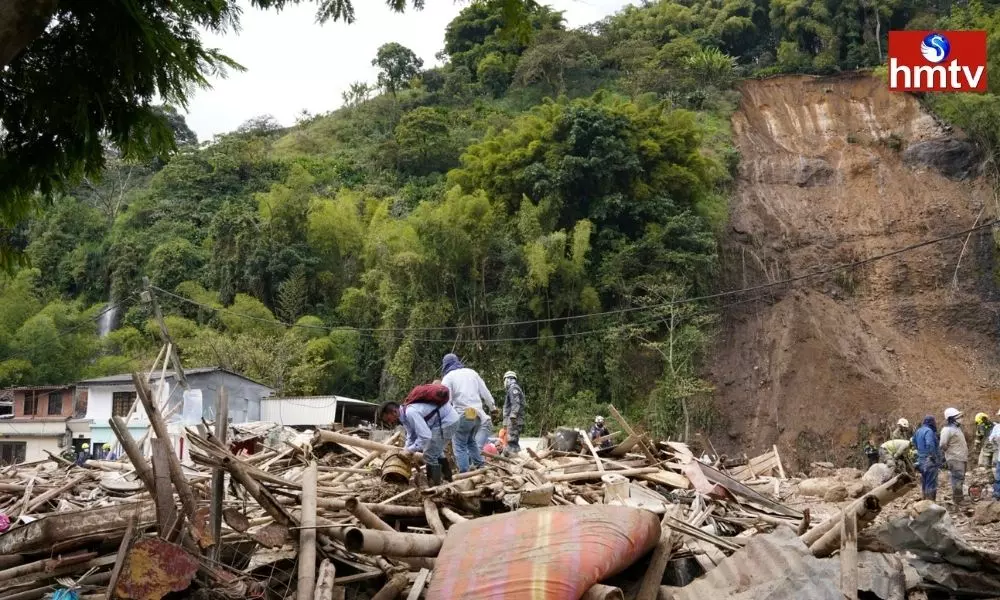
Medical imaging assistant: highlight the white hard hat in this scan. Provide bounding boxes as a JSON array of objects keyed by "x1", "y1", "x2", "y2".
[
  {"x1": 503, "y1": 371, "x2": 517, "y2": 380},
  {"x1": 944, "y1": 407, "x2": 962, "y2": 420},
  {"x1": 595, "y1": 416, "x2": 604, "y2": 424},
  {"x1": 897, "y1": 418, "x2": 909, "y2": 428}
]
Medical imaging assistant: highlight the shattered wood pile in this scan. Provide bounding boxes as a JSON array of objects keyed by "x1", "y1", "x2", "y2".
[{"x1": 0, "y1": 392, "x2": 994, "y2": 600}]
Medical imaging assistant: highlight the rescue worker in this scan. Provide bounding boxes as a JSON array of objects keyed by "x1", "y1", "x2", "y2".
[
  {"x1": 879, "y1": 438, "x2": 912, "y2": 473},
  {"x1": 939, "y1": 407, "x2": 969, "y2": 505},
  {"x1": 502, "y1": 371, "x2": 525, "y2": 457},
  {"x1": 974, "y1": 412, "x2": 995, "y2": 468},
  {"x1": 913, "y1": 415, "x2": 940, "y2": 501},
  {"x1": 75, "y1": 443, "x2": 90, "y2": 467},
  {"x1": 440, "y1": 353, "x2": 496, "y2": 473},
  {"x1": 989, "y1": 416, "x2": 1000, "y2": 500},
  {"x1": 863, "y1": 435, "x2": 880, "y2": 467},
  {"x1": 590, "y1": 416, "x2": 612, "y2": 449},
  {"x1": 377, "y1": 394, "x2": 459, "y2": 486},
  {"x1": 891, "y1": 418, "x2": 912, "y2": 441}
]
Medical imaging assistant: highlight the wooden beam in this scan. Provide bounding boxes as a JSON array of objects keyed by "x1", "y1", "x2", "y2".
[
  {"x1": 297, "y1": 462, "x2": 318, "y2": 600},
  {"x1": 210, "y1": 386, "x2": 228, "y2": 561}
]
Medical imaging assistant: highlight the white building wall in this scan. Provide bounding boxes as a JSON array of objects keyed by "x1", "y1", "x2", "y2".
[
  {"x1": 260, "y1": 397, "x2": 340, "y2": 426},
  {"x1": 0, "y1": 437, "x2": 61, "y2": 462}
]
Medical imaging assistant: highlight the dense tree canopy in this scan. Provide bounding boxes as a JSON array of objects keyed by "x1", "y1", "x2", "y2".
[{"x1": 1, "y1": 0, "x2": 999, "y2": 437}]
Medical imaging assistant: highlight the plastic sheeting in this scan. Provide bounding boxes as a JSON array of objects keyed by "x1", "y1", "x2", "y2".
[{"x1": 426, "y1": 505, "x2": 660, "y2": 600}]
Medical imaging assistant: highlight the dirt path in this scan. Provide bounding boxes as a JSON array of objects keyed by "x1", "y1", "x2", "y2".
[{"x1": 708, "y1": 74, "x2": 1000, "y2": 470}]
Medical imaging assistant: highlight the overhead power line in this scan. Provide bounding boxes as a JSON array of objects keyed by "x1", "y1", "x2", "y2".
[{"x1": 145, "y1": 218, "x2": 998, "y2": 342}]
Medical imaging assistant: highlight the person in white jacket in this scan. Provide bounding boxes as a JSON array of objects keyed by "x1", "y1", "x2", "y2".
[
  {"x1": 939, "y1": 407, "x2": 969, "y2": 505},
  {"x1": 441, "y1": 353, "x2": 496, "y2": 472}
]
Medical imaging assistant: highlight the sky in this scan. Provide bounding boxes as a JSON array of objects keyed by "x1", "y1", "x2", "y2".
[{"x1": 183, "y1": 0, "x2": 637, "y2": 141}]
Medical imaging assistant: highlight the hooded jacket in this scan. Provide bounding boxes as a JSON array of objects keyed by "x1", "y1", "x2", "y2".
[
  {"x1": 913, "y1": 415, "x2": 939, "y2": 464},
  {"x1": 939, "y1": 418, "x2": 969, "y2": 463},
  {"x1": 440, "y1": 354, "x2": 496, "y2": 423}
]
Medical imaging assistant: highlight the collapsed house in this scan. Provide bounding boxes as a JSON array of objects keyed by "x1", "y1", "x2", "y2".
[{"x1": 0, "y1": 376, "x2": 997, "y2": 600}]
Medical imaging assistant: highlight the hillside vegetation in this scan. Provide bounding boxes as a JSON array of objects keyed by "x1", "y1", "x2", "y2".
[{"x1": 4, "y1": 0, "x2": 1000, "y2": 437}]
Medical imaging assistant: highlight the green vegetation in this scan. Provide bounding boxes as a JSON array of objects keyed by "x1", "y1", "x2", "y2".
[{"x1": 2, "y1": 0, "x2": 998, "y2": 437}]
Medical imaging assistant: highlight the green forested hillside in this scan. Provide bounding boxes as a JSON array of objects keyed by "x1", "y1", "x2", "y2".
[{"x1": 4, "y1": 0, "x2": 1000, "y2": 436}]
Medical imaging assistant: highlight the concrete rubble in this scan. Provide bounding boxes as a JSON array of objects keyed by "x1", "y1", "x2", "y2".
[{"x1": 0, "y1": 375, "x2": 997, "y2": 599}]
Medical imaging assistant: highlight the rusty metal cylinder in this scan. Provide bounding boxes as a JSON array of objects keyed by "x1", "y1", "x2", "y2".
[{"x1": 380, "y1": 453, "x2": 411, "y2": 485}]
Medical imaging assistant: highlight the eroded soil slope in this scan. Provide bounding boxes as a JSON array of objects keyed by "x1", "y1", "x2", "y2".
[{"x1": 709, "y1": 74, "x2": 1000, "y2": 470}]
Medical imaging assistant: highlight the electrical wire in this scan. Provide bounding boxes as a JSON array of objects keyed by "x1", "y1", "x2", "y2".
[{"x1": 148, "y1": 218, "x2": 999, "y2": 341}]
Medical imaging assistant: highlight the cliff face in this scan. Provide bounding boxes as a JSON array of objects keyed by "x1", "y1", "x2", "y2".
[{"x1": 708, "y1": 74, "x2": 1000, "y2": 470}]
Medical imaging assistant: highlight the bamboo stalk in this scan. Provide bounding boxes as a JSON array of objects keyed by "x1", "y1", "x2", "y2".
[
  {"x1": 211, "y1": 386, "x2": 228, "y2": 561},
  {"x1": 636, "y1": 512, "x2": 676, "y2": 600},
  {"x1": 840, "y1": 510, "x2": 858, "y2": 600},
  {"x1": 314, "y1": 431, "x2": 420, "y2": 460},
  {"x1": 439, "y1": 506, "x2": 467, "y2": 524},
  {"x1": 581, "y1": 584, "x2": 624, "y2": 600},
  {"x1": 298, "y1": 462, "x2": 318, "y2": 600},
  {"x1": 133, "y1": 373, "x2": 199, "y2": 519},
  {"x1": 800, "y1": 474, "x2": 911, "y2": 546},
  {"x1": 314, "y1": 559, "x2": 336, "y2": 600},
  {"x1": 546, "y1": 467, "x2": 658, "y2": 483},
  {"x1": 110, "y1": 416, "x2": 155, "y2": 493},
  {"x1": 314, "y1": 497, "x2": 425, "y2": 518},
  {"x1": 25, "y1": 473, "x2": 89, "y2": 513},
  {"x1": 344, "y1": 528, "x2": 444, "y2": 557},
  {"x1": 423, "y1": 499, "x2": 446, "y2": 535},
  {"x1": 345, "y1": 497, "x2": 393, "y2": 531},
  {"x1": 0, "y1": 552, "x2": 96, "y2": 583}
]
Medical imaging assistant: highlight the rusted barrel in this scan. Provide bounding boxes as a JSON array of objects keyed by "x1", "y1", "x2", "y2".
[{"x1": 381, "y1": 453, "x2": 411, "y2": 485}]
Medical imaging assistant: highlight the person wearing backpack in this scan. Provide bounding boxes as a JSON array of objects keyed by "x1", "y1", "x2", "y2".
[
  {"x1": 378, "y1": 381, "x2": 460, "y2": 485},
  {"x1": 441, "y1": 353, "x2": 497, "y2": 472}
]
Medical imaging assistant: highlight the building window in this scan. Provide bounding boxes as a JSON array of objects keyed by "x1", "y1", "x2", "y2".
[
  {"x1": 112, "y1": 392, "x2": 137, "y2": 417},
  {"x1": 0, "y1": 403, "x2": 11, "y2": 417},
  {"x1": 48, "y1": 392, "x2": 63, "y2": 415},
  {"x1": 0, "y1": 442, "x2": 26, "y2": 465},
  {"x1": 23, "y1": 395, "x2": 37, "y2": 416}
]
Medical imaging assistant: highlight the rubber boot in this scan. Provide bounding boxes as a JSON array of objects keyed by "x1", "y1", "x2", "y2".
[
  {"x1": 427, "y1": 464, "x2": 443, "y2": 486},
  {"x1": 440, "y1": 459, "x2": 454, "y2": 482}
]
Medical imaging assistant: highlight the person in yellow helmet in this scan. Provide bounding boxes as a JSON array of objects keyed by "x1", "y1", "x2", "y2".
[
  {"x1": 75, "y1": 443, "x2": 90, "y2": 466},
  {"x1": 975, "y1": 412, "x2": 995, "y2": 468}
]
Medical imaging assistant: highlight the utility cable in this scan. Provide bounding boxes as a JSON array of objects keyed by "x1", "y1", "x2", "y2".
[{"x1": 148, "y1": 218, "x2": 999, "y2": 339}]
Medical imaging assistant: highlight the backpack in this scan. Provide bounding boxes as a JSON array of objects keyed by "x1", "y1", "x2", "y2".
[{"x1": 403, "y1": 383, "x2": 450, "y2": 407}]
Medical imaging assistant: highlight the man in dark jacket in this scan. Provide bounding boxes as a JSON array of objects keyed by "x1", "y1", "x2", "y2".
[
  {"x1": 502, "y1": 371, "x2": 525, "y2": 457},
  {"x1": 913, "y1": 415, "x2": 940, "y2": 501}
]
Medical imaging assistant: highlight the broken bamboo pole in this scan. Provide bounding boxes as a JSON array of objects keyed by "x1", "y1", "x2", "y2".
[
  {"x1": 406, "y1": 568, "x2": 431, "y2": 600},
  {"x1": 334, "y1": 431, "x2": 404, "y2": 484},
  {"x1": 149, "y1": 437, "x2": 180, "y2": 540},
  {"x1": 313, "y1": 497, "x2": 425, "y2": 518},
  {"x1": 298, "y1": 462, "x2": 318, "y2": 600},
  {"x1": 110, "y1": 416, "x2": 155, "y2": 493},
  {"x1": 133, "y1": 372, "x2": 199, "y2": 519},
  {"x1": 313, "y1": 431, "x2": 421, "y2": 460},
  {"x1": 0, "y1": 551, "x2": 96, "y2": 583},
  {"x1": 25, "y1": 473, "x2": 90, "y2": 513},
  {"x1": 439, "y1": 506, "x2": 467, "y2": 525},
  {"x1": 211, "y1": 386, "x2": 228, "y2": 561},
  {"x1": 345, "y1": 497, "x2": 393, "y2": 531},
  {"x1": 581, "y1": 584, "x2": 624, "y2": 600},
  {"x1": 809, "y1": 496, "x2": 880, "y2": 558},
  {"x1": 840, "y1": 510, "x2": 858, "y2": 600},
  {"x1": 371, "y1": 573, "x2": 409, "y2": 600},
  {"x1": 636, "y1": 511, "x2": 676, "y2": 600},
  {"x1": 105, "y1": 516, "x2": 136, "y2": 600},
  {"x1": 343, "y1": 528, "x2": 444, "y2": 557},
  {"x1": 546, "y1": 467, "x2": 658, "y2": 483},
  {"x1": 800, "y1": 473, "x2": 911, "y2": 548},
  {"x1": 315, "y1": 559, "x2": 336, "y2": 600},
  {"x1": 423, "y1": 499, "x2": 446, "y2": 535}
]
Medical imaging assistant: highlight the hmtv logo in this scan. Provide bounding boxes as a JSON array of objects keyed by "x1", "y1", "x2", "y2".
[{"x1": 888, "y1": 30, "x2": 987, "y2": 92}]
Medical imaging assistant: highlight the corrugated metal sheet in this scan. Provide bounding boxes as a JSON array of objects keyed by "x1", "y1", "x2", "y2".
[{"x1": 260, "y1": 396, "x2": 354, "y2": 426}]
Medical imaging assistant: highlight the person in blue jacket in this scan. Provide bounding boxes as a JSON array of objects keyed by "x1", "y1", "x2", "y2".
[{"x1": 912, "y1": 415, "x2": 940, "y2": 501}]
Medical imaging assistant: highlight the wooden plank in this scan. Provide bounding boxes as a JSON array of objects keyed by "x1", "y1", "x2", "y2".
[
  {"x1": 105, "y1": 516, "x2": 137, "y2": 600},
  {"x1": 406, "y1": 569, "x2": 431, "y2": 600},
  {"x1": 774, "y1": 444, "x2": 788, "y2": 480},
  {"x1": 579, "y1": 429, "x2": 605, "y2": 473},
  {"x1": 150, "y1": 437, "x2": 179, "y2": 540},
  {"x1": 639, "y1": 470, "x2": 690, "y2": 489},
  {"x1": 298, "y1": 462, "x2": 318, "y2": 600},
  {"x1": 314, "y1": 559, "x2": 336, "y2": 600},
  {"x1": 609, "y1": 434, "x2": 639, "y2": 458}
]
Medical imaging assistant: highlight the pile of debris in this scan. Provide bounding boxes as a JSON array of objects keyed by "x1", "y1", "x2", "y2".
[{"x1": 0, "y1": 382, "x2": 998, "y2": 600}]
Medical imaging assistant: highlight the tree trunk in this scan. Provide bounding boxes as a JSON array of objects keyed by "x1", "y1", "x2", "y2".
[{"x1": 0, "y1": 0, "x2": 58, "y2": 68}]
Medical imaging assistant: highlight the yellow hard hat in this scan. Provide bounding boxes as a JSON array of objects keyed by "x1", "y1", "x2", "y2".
[
  {"x1": 102, "y1": 444, "x2": 111, "y2": 450},
  {"x1": 977, "y1": 412, "x2": 990, "y2": 424},
  {"x1": 81, "y1": 443, "x2": 89, "y2": 449}
]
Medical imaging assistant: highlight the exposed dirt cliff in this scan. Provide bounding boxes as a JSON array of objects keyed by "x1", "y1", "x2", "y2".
[{"x1": 709, "y1": 73, "x2": 1000, "y2": 470}]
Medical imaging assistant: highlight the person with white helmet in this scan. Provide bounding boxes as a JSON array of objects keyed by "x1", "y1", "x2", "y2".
[
  {"x1": 502, "y1": 371, "x2": 525, "y2": 457},
  {"x1": 590, "y1": 416, "x2": 612, "y2": 449},
  {"x1": 891, "y1": 418, "x2": 912, "y2": 441},
  {"x1": 939, "y1": 407, "x2": 969, "y2": 505}
]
